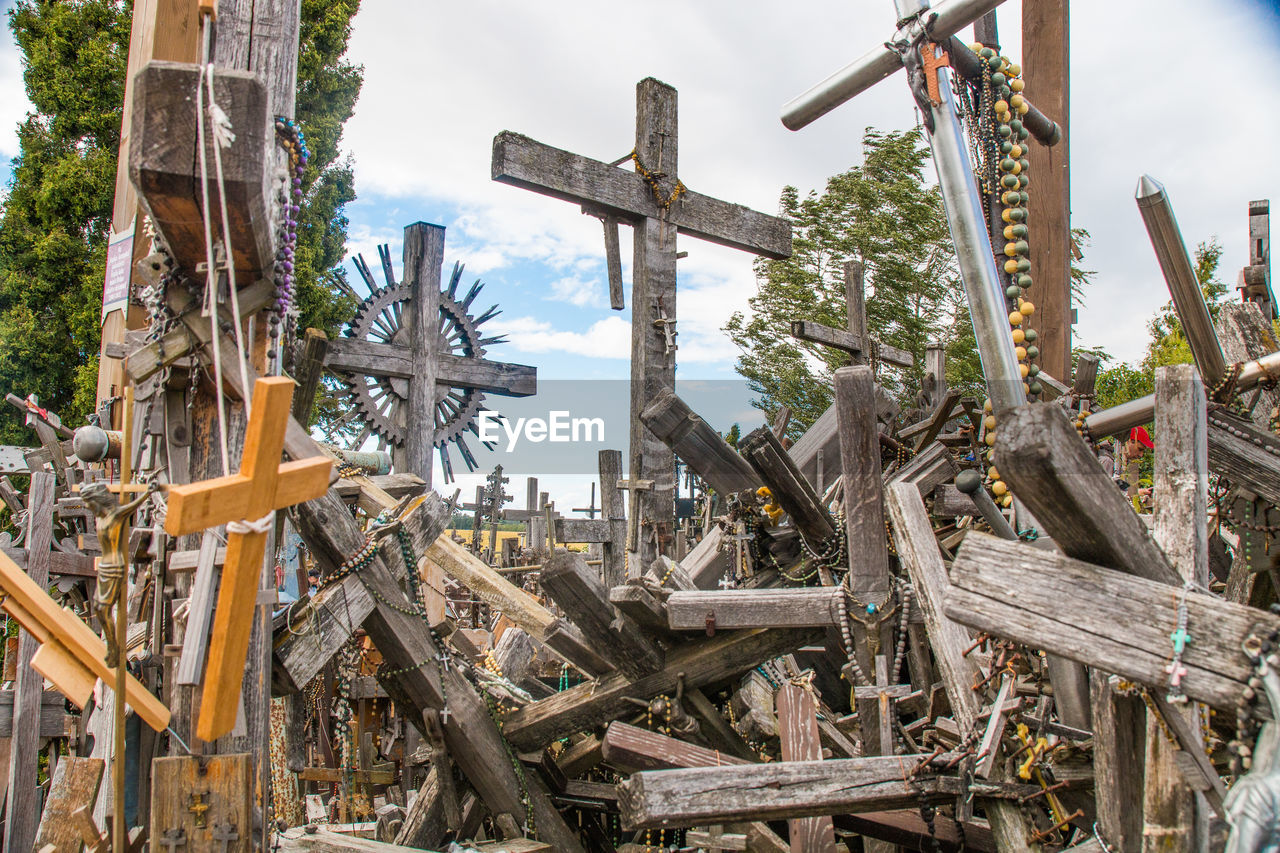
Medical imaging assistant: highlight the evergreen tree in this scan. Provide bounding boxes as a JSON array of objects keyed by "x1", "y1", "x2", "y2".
[
  {"x1": 724, "y1": 128, "x2": 977, "y2": 440},
  {"x1": 0, "y1": 0, "x2": 363, "y2": 442}
]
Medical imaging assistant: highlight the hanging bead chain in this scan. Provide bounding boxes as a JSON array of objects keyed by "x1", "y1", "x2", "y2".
[
  {"x1": 1164, "y1": 583, "x2": 1193, "y2": 704},
  {"x1": 892, "y1": 577, "x2": 914, "y2": 682},
  {"x1": 1231, "y1": 620, "x2": 1280, "y2": 775},
  {"x1": 270, "y1": 117, "x2": 308, "y2": 361}
]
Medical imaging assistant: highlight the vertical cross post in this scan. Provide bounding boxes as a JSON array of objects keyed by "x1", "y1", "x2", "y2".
[{"x1": 402, "y1": 223, "x2": 444, "y2": 486}]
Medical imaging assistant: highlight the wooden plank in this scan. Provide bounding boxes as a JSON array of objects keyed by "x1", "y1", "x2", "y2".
[
  {"x1": 618, "y1": 756, "x2": 958, "y2": 829},
  {"x1": 993, "y1": 402, "x2": 1180, "y2": 585},
  {"x1": 5, "y1": 471, "x2": 53, "y2": 853},
  {"x1": 492, "y1": 131, "x2": 790, "y2": 259},
  {"x1": 775, "y1": 684, "x2": 837, "y2": 853},
  {"x1": 788, "y1": 404, "x2": 839, "y2": 491},
  {"x1": 1206, "y1": 412, "x2": 1280, "y2": 506},
  {"x1": 0, "y1": 546, "x2": 97, "y2": 578},
  {"x1": 665, "y1": 588, "x2": 841, "y2": 631},
  {"x1": 0, "y1": 689, "x2": 70, "y2": 738},
  {"x1": 291, "y1": 328, "x2": 330, "y2": 423},
  {"x1": 129, "y1": 61, "x2": 274, "y2": 280},
  {"x1": 834, "y1": 366, "x2": 891, "y2": 601},
  {"x1": 501, "y1": 627, "x2": 821, "y2": 751},
  {"x1": 598, "y1": 450, "x2": 626, "y2": 587},
  {"x1": 34, "y1": 756, "x2": 105, "y2": 853},
  {"x1": 175, "y1": 531, "x2": 219, "y2": 686},
  {"x1": 539, "y1": 551, "x2": 663, "y2": 680},
  {"x1": 740, "y1": 426, "x2": 836, "y2": 546},
  {"x1": 325, "y1": 338, "x2": 536, "y2": 397},
  {"x1": 639, "y1": 391, "x2": 759, "y2": 497},
  {"x1": 1090, "y1": 670, "x2": 1146, "y2": 851},
  {"x1": 789, "y1": 320, "x2": 913, "y2": 369},
  {"x1": 553, "y1": 518, "x2": 613, "y2": 544},
  {"x1": 150, "y1": 754, "x2": 253, "y2": 852},
  {"x1": 945, "y1": 533, "x2": 1279, "y2": 715}
]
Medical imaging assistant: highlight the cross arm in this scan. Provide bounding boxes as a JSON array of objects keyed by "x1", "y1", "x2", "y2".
[
  {"x1": 324, "y1": 338, "x2": 537, "y2": 397},
  {"x1": 492, "y1": 132, "x2": 791, "y2": 259},
  {"x1": 162, "y1": 458, "x2": 330, "y2": 537},
  {"x1": 789, "y1": 320, "x2": 914, "y2": 369}
]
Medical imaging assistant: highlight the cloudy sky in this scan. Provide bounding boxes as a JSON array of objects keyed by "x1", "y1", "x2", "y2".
[{"x1": 1, "y1": 0, "x2": 1278, "y2": 510}]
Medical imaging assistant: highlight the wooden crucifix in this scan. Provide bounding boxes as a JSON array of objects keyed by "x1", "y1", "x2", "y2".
[
  {"x1": 1239, "y1": 199, "x2": 1273, "y2": 317},
  {"x1": 493, "y1": 77, "x2": 792, "y2": 569},
  {"x1": 324, "y1": 223, "x2": 537, "y2": 485},
  {"x1": 163, "y1": 377, "x2": 331, "y2": 742},
  {"x1": 789, "y1": 260, "x2": 915, "y2": 371}
]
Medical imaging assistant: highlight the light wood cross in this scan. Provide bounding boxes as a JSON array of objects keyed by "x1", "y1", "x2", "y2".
[{"x1": 163, "y1": 376, "x2": 331, "y2": 741}]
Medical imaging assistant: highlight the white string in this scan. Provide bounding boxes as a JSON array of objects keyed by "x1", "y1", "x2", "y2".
[
  {"x1": 227, "y1": 512, "x2": 274, "y2": 536},
  {"x1": 205, "y1": 63, "x2": 253, "y2": 419},
  {"x1": 195, "y1": 64, "x2": 232, "y2": 478}
]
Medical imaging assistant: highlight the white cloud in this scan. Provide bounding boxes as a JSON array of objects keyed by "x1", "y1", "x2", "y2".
[
  {"x1": 547, "y1": 274, "x2": 602, "y2": 307},
  {"x1": 490, "y1": 315, "x2": 632, "y2": 360}
]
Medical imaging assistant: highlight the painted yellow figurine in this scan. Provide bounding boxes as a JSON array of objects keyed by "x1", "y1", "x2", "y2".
[{"x1": 80, "y1": 481, "x2": 156, "y2": 664}]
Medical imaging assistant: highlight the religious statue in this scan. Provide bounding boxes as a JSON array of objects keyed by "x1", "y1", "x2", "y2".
[
  {"x1": 1225, "y1": 659, "x2": 1280, "y2": 852},
  {"x1": 80, "y1": 481, "x2": 156, "y2": 664}
]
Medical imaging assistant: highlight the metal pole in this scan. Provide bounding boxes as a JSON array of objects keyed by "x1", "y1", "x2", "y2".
[
  {"x1": 1136, "y1": 175, "x2": 1227, "y2": 385},
  {"x1": 955, "y1": 469, "x2": 1017, "y2": 539},
  {"x1": 927, "y1": 63, "x2": 1025, "y2": 414}
]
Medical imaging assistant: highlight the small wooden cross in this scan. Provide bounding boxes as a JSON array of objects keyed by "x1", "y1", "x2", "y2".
[
  {"x1": 851, "y1": 655, "x2": 914, "y2": 757},
  {"x1": 572, "y1": 482, "x2": 599, "y2": 519},
  {"x1": 211, "y1": 823, "x2": 239, "y2": 853},
  {"x1": 158, "y1": 828, "x2": 186, "y2": 851},
  {"x1": 686, "y1": 825, "x2": 747, "y2": 851},
  {"x1": 615, "y1": 475, "x2": 654, "y2": 553},
  {"x1": 163, "y1": 377, "x2": 331, "y2": 742}
]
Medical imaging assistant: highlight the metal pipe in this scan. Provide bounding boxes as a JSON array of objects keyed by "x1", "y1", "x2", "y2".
[
  {"x1": 780, "y1": 0, "x2": 1003, "y2": 130},
  {"x1": 321, "y1": 446, "x2": 393, "y2": 476},
  {"x1": 1085, "y1": 349, "x2": 1280, "y2": 437},
  {"x1": 1136, "y1": 175, "x2": 1227, "y2": 384},
  {"x1": 946, "y1": 37, "x2": 1061, "y2": 146},
  {"x1": 928, "y1": 65, "x2": 1025, "y2": 414},
  {"x1": 955, "y1": 469, "x2": 1017, "y2": 539}
]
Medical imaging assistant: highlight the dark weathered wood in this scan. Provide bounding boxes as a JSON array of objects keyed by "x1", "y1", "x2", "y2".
[
  {"x1": 34, "y1": 756, "x2": 105, "y2": 852},
  {"x1": 834, "y1": 367, "x2": 891, "y2": 601},
  {"x1": 0, "y1": 689, "x2": 70, "y2": 738},
  {"x1": 539, "y1": 551, "x2": 663, "y2": 680},
  {"x1": 0, "y1": 546, "x2": 96, "y2": 577},
  {"x1": 493, "y1": 627, "x2": 555, "y2": 700},
  {"x1": 325, "y1": 338, "x2": 536, "y2": 397},
  {"x1": 993, "y1": 402, "x2": 1180, "y2": 585},
  {"x1": 945, "y1": 533, "x2": 1280, "y2": 715},
  {"x1": 403, "y1": 223, "x2": 443, "y2": 486},
  {"x1": 553, "y1": 518, "x2": 613, "y2": 544},
  {"x1": 1206, "y1": 411, "x2": 1280, "y2": 506},
  {"x1": 5, "y1": 471, "x2": 53, "y2": 853},
  {"x1": 608, "y1": 585, "x2": 671, "y2": 636},
  {"x1": 129, "y1": 61, "x2": 274, "y2": 281},
  {"x1": 599, "y1": 450, "x2": 626, "y2": 587},
  {"x1": 393, "y1": 766, "x2": 444, "y2": 849},
  {"x1": 1090, "y1": 670, "x2": 1146, "y2": 852},
  {"x1": 740, "y1": 425, "x2": 836, "y2": 545},
  {"x1": 639, "y1": 391, "x2": 758, "y2": 497},
  {"x1": 601, "y1": 721, "x2": 752, "y2": 774},
  {"x1": 291, "y1": 328, "x2": 329, "y2": 423},
  {"x1": 618, "y1": 757, "x2": 957, "y2": 829},
  {"x1": 775, "y1": 684, "x2": 837, "y2": 853},
  {"x1": 887, "y1": 440, "x2": 957, "y2": 496},
  {"x1": 501, "y1": 627, "x2": 821, "y2": 751},
  {"x1": 789, "y1": 321, "x2": 914, "y2": 369},
  {"x1": 492, "y1": 131, "x2": 790, "y2": 258},
  {"x1": 1073, "y1": 352, "x2": 1100, "y2": 397},
  {"x1": 665, "y1": 588, "x2": 841, "y2": 631}
]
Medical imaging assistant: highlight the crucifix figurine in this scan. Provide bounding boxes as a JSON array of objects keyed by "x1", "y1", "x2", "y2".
[{"x1": 80, "y1": 481, "x2": 156, "y2": 664}]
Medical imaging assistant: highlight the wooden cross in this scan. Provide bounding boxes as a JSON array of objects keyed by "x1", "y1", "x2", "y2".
[
  {"x1": 572, "y1": 482, "x2": 598, "y2": 518},
  {"x1": 163, "y1": 376, "x2": 331, "y2": 741},
  {"x1": 782, "y1": 1, "x2": 1064, "y2": 413},
  {"x1": 614, "y1": 474, "x2": 654, "y2": 562},
  {"x1": 685, "y1": 825, "x2": 748, "y2": 851},
  {"x1": 494, "y1": 77, "x2": 792, "y2": 569},
  {"x1": 790, "y1": 260, "x2": 915, "y2": 371},
  {"x1": 1239, "y1": 199, "x2": 1274, "y2": 317},
  {"x1": 323, "y1": 224, "x2": 537, "y2": 485}
]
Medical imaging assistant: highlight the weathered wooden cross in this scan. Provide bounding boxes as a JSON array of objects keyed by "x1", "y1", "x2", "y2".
[
  {"x1": 163, "y1": 376, "x2": 331, "y2": 741},
  {"x1": 782, "y1": 0, "x2": 1062, "y2": 413},
  {"x1": 493, "y1": 77, "x2": 792, "y2": 569},
  {"x1": 790, "y1": 260, "x2": 914, "y2": 371}
]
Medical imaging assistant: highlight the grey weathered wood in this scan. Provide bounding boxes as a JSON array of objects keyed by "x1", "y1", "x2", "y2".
[
  {"x1": 1216, "y1": 304, "x2": 1280, "y2": 430},
  {"x1": 789, "y1": 321, "x2": 913, "y2": 369},
  {"x1": 34, "y1": 756, "x2": 105, "y2": 852},
  {"x1": 393, "y1": 765, "x2": 444, "y2": 849},
  {"x1": 775, "y1": 684, "x2": 837, "y2": 853},
  {"x1": 492, "y1": 131, "x2": 790, "y2": 258},
  {"x1": 129, "y1": 61, "x2": 274, "y2": 281},
  {"x1": 834, "y1": 366, "x2": 891, "y2": 602},
  {"x1": 1240, "y1": 199, "x2": 1274, "y2": 316},
  {"x1": 844, "y1": 261, "x2": 869, "y2": 367},
  {"x1": 1072, "y1": 352, "x2": 1100, "y2": 398},
  {"x1": 501, "y1": 627, "x2": 820, "y2": 751},
  {"x1": 1206, "y1": 409, "x2": 1280, "y2": 509},
  {"x1": 683, "y1": 524, "x2": 732, "y2": 590},
  {"x1": 993, "y1": 402, "x2": 1180, "y2": 586},
  {"x1": 618, "y1": 756, "x2": 958, "y2": 829},
  {"x1": 0, "y1": 689, "x2": 69, "y2": 738},
  {"x1": 493, "y1": 628, "x2": 554, "y2": 700},
  {"x1": 740, "y1": 425, "x2": 836, "y2": 545},
  {"x1": 788, "y1": 404, "x2": 839, "y2": 491},
  {"x1": 291, "y1": 328, "x2": 330, "y2": 423},
  {"x1": 0, "y1": 546, "x2": 96, "y2": 578},
  {"x1": 1145, "y1": 364, "x2": 1207, "y2": 849},
  {"x1": 213, "y1": 0, "x2": 302, "y2": 118},
  {"x1": 601, "y1": 213, "x2": 626, "y2": 310},
  {"x1": 325, "y1": 338, "x2": 536, "y2": 396},
  {"x1": 4, "y1": 471, "x2": 53, "y2": 853},
  {"x1": 598, "y1": 450, "x2": 626, "y2": 588},
  {"x1": 404, "y1": 223, "x2": 443, "y2": 486},
  {"x1": 945, "y1": 533, "x2": 1280, "y2": 715},
  {"x1": 176, "y1": 531, "x2": 221, "y2": 686},
  {"x1": 907, "y1": 391, "x2": 961, "y2": 453},
  {"x1": 1090, "y1": 670, "x2": 1146, "y2": 852},
  {"x1": 640, "y1": 391, "x2": 758, "y2": 497},
  {"x1": 540, "y1": 551, "x2": 663, "y2": 680},
  {"x1": 665, "y1": 588, "x2": 841, "y2": 631},
  {"x1": 887, "y1": 440, "x2": 957, "y2": 496},
  {"x1": 553, "y1": 518, "x2": 613, "y2": 544},
  {"x1": 925, "y1": 343, "x2": 947, "y2": 406}
]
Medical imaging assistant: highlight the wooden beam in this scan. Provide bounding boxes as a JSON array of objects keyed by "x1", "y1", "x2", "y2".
[
  {"x1": 640, "y1": 391, "x2": 759, "y2": 497},
  {"x1": 325, "y1": 337, "x2": 536, "y2": 397},
  {"x1": 501, "y1": 627, "x2": 821, "y2": 751},
  {"x1": 740, "y1": 426, "x2": 836, "y2": 546},
  {"x1": 665, "y1": 588, "x2": 841, "y2": 631},
  {"x1": 492, "y1": 132, "x2": 790, "y2": 259},
  {"x1": 834, "y1": 366, "x2": 891, "y2": 601},
  {"x1": 1206, "y1": 410, "x2": 1280, "y2": 506},
  {"x1": 776, "y1": 683, "x2": 837, "y2": 852},
  {"x1": 945, "y1": 533, "x2": 1279, "y2": 715},
  {"x1": 789, "y1": 320, "x2": 913, "y2": 369},
  {"x1": 403, "y1": 223, "x2": 442, "y2": 485}
]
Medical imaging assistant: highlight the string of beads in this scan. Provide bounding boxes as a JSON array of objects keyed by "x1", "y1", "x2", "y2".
[{"x1": 270, "y1": 117, "x2": 308, "y2": 360}]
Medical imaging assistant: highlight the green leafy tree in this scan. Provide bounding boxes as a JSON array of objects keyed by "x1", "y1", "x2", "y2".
[
  {"x1": 724, "y1": 128, "x2": 974, "y2": 439},
  {"x1": 1139, "y1": 239, "x2": 1228, "y2": 373},
  {"x1": 0, "y1": 0, "x2": 363, "y2": 443}
]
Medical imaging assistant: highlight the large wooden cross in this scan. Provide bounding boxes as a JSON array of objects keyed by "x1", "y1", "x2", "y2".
[
  {"x1": 789, "y1": 260, "x2": 914, "y2": 371},
  {"x1": 323, "y1": 223, "x2": 537, "y2": 485},
  {"x1": 163, "y1": 376, "x2": 331, "y2": 741},
  {"x1": 493, "y1": 77, "x2": 792, "y2": 569}
]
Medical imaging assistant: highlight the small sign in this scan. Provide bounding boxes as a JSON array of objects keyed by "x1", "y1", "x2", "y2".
[{"x1": 101, "y1": 221, "x2": 135, "y2": 319}]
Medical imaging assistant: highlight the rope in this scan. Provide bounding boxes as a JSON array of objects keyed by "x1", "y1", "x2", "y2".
[{"x1": 227, "y1": 512, "x2": 274, "y2": 536}]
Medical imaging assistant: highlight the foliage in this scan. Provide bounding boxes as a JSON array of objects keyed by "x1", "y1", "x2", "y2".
[
  {"x1": 0, "y1": 0, "x2": 363, "y2": 444},
  {"x1": 724, "y1": 128, "x2": 975, "y2": 440},
  {"x1": 0, "y1": 0, "x2": 131, "y2": 443}
]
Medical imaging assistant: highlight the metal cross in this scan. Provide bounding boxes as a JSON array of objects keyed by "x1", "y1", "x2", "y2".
[
  {"x1": 187, "y1": 792, "x2": 210, "y2": 828},
  {"x1": 439, "y1": 705, "x2": 451, "y2": 725},
  {"x1": 717, "y1": 574, "x2": 736, "y2": 590},
  {"x1": 159, "y1": 828, "x2": 187, "y2": 852},
  {"x1": 211, "y1": 822, "x2": 240, "y2": 853},
  {"x1": 781, "y1": 0, "x2": 1062, "y2": 414}
]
